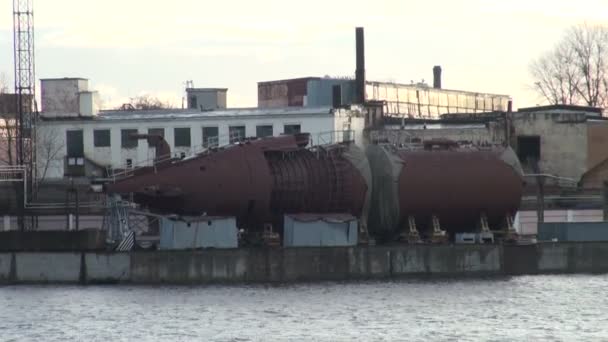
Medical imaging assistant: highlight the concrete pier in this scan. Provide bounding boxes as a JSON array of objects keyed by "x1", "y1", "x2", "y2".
[{"x1": 1, "y1": 243, "x2": 608, "y2": 284}]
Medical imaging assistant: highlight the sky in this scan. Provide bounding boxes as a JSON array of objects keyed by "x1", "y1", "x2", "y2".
[{"x1": 1, "y1": 0, "x2": 607, "y2": 109}]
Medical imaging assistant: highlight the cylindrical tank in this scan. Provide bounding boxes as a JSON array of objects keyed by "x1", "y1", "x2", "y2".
[
  {"x1": 366, "y1": 140, "x2": 524, "y2": 240},
  {"x1": 106, "y1": 134, "x2": 370, "y2": 232}
]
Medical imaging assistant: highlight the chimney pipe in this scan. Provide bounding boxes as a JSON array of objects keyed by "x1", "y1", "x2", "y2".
[
  {"x1": 433, "y1": 65, "x2": 442, "y2": 89},
  {"x1": 355, "y1": 27, "x2": 366, "y2": 104}
]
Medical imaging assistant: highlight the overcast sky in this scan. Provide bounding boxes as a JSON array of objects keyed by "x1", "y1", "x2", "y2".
[{"x1": 1, "y1": 0, "x2": 607, "y2": 109}]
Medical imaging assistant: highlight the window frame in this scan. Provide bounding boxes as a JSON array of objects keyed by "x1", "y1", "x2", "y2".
[
  {"x1": 174, "y1": 127, "x2": 192, "y2": 148},
  {"x1": 256, "y1": 124, "x2": 273, "y2": 138},
  {"x1": 202, "y1": 126, "x2": 219, "y2": 148},
  {"x1": 283, "y1": 124, "x2": 301, "y2": 135},
  {"x1": 228, "y1": 125, "x2": 246, "y2": 143},
  {"x1": 121, "y1": 129, "x2": 139, "y2": 149},
  {"x1": 93, "y1": 129, "x2": 111, "y2": 148}
]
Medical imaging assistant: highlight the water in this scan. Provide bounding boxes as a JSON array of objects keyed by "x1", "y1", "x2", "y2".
[{"x1": 1, "y1": 275, "x2": 607, "y2": 341}]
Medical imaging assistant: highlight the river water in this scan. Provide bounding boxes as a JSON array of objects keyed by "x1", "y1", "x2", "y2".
[{"x1": 1, "y1": 275, "x2": 607, "y2": 341}]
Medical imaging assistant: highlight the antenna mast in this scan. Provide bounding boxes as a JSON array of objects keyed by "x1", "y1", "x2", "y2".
[{"x1": 13, "y1": 0, "x2": 36, "y2": 230}]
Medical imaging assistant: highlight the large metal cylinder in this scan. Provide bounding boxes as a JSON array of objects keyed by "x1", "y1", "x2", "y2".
[
  {"x1": 366, "y1": 142, "x2": 524, "y2": 239},
  {"x1": 106, "y1": 134, "x2": 370, "y2": 232}
]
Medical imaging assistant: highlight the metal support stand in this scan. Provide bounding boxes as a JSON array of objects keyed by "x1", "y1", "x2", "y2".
[
  {"x1": 430, "y1": 214, "x2": 448, "y2": 244},
  {"x1": 261, "y1": 223, "x2": 280, "y2": 247},
  {"x1": 503, "y1": 214, "x2": 519, "y2": 244},
  {"x1": 400, "y1": 215, "x2": 422, "y2": 243},
  {"x1": 478, "y1": 212, "x2": 494, "y2": 244},
  {"x1": 358, "y1": 222, "x2": 370, "y2": 245}
]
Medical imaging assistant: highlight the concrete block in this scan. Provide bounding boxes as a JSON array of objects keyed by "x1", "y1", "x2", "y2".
[
  {"x1": 85, "y1": 253, "x2": 130, "y2": 283},
  {"x1": 427, "y1": 246, "x2": 453, "y2": 273},
  {"x1": 131, "y1": 250, "x2": 249, "y2": 284},
  {"x1": 244, "y1": 248, "x2": 273, "y2": 282},
  {"x1": 460, "y1": 246, "x2": 501, "y2": 273},
  {"x1": 391, "y1": 246, "x2": 427, "y2": 274},
  {"x1": 348, "y1": 247, "x2": 369, "y2": 278},
  {"x1": 16, "y1": 252, "x2": 81, "y2": 283},
  {"x1": 569, "y1": 243, "x2": 608, "y2": 273},
  {"x1": 318, "y1": 247, "x2": 350, "y2": 280},
  {"x1": 130, "y1": 252, "x2": 165, "y2": 283},
  {"x1": 503, "y1": 245, "x2": 539, "y2": 275},
  {"x1": 282, "y1": 248, "x2": 321, "y2": 281},
  {"x1": 368, "y1": 247, "x2": 391, "y2": 277},
  {"x1": 206, "y1": 249, "x2": 247, "y2": 282},
  {"x1": 0, "y1": 253, "x2": 12, "y2": 282},
  {"x1": 537, "y1": 244, "x2": 568, "y2": 272}
]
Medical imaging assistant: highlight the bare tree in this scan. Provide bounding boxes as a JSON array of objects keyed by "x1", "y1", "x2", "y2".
[
  {"x1": 35, "y1": 127, "x2": 64, "y2": 186},
  {"x1": 121, "y1": 94, "x2": 172, "y2": 110},
  {"x1": 530, "y1": 23, "x2": 608, "y2": 110},
  {"x1": 0, "y1": 72, "x2": 16, "y2": 166}
]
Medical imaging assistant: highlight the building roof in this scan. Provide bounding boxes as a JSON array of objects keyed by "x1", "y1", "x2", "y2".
[
  {"x1": 518, "y1": 104, "x2": 603, "y2": 114},
  {"x1": 257, "y1": 77, "x2": 321, "y2": 85},
  {"x1": 185, "y1": 88, "x2": 228, "y2": 92},
  {"x1": 365, "y1": 80, "x2": 511, "y2": 98},
  {"x1": 40, "y1": 77, "x2": 89, "y2": 81},
  {"x1": 41, "y1": 106, "x2": 335, "y2": 123}
]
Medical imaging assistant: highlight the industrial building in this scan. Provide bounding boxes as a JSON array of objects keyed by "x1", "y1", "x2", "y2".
[
  {"x1": 258, "y1": 72, "x2": 510, "y2": 119},
  {"x1": 258, "y1": 28, "x2": 510, "y2": 118},
  {"x1": 35, "y1": 78, "x2": 364, "y2": 180}
]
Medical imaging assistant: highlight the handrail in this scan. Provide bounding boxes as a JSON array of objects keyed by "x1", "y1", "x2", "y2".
[
  {"x1": 316, "y1": 130, "x2": 355, "y2": 146},
  {"x1": 107, "y1": 131, "x2": 247, "y2": 181}
]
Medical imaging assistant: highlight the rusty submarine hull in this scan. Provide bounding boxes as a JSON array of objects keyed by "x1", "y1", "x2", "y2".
[{"x1": 105, "y1": 134, "x2": 524, "y2": 241}]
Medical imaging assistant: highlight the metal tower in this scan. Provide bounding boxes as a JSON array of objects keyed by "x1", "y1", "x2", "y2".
[{"x1": 13, "y1": 0, "x2": 36, "y2": 230}]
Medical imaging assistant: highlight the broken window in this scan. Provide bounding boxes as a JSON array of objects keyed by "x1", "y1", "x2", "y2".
[
  {"x1": 174, "y1": 127, "x2": 191, "y2": 147},
  {"x1": 202, "y1": 126, "x2": 219, "y2": 147},
  {"x1": 517, "y1": 135, "x2": 541, "y2": 164},
  {"x1": 229, "y1": 125, "x2": 246, "y2": 143},
  {"x1": 121, "y1": 129, "x2": 138, "y2": 149},
  {"x1": 93, "y1": 129, "x2": 111, "y2": 147},
  {"x1": 256, "y1": 125, "x2": 273, "y2": 138},
  {"x1": 284, "y1": 124, "x2": 301, "y2": 135}
]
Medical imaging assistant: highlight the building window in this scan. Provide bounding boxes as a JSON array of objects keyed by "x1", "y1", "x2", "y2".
[
  {"x1": 148, "y1": 128, "x2": 164, "y2": 138},
  {"x1": 202, "y1": 126, "x2": 219, "y2": 148},
  {"x1": 284, "y1": 124, "x2": 301, "y2": 135},
  {"x1": 174, "y1": 127, "x2": 191, "y2": 147},
  {"x1": 66, "y1": 130, "x2": 84, "y2": 157},
  {"x1": 256, "y1": 125, "x2": 273, "y2": 138},
  {"x1": 229, "y1": 125, "x2": 246, "y2": 143},
  {"x1": 93, "y1": 129, "x2": 111, "y2": 147},
  {"x1": 517, "y1": 136, "x2": 541, "y2": 164},
  {"x1": 121, "y1": 129, "x2": 138, "y2": 149}
]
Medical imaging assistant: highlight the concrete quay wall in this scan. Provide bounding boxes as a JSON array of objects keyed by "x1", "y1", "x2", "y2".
[{"x1": 1, "y1": 243, "x2": 608, "y2": 284}]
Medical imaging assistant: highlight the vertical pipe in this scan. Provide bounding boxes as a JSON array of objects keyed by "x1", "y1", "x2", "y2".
[
  {"x1": 433, "y1": 66, "x2": 442, "y2": 89},
  {"x1": 603, "y1": 181, "x2": 608, "y2": 221},
  {"x1": 504, "y1": 100, "x2": 512, "y2": 147},
  {"x1": 355, "y1": 27, "x2": 365, "y2": 104}
]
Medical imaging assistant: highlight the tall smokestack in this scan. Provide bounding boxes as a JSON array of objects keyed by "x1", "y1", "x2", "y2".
[
  {"x1": 355, "y1": 27, "x2": 366, "y2": 104},
  {"x1": 433, "y1": 65, "x2": 442, "y2": 89}
]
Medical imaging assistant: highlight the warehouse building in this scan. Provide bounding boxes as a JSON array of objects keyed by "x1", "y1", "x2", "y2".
[{"x1": 35, "y1": 78, "x2": 365, "y2": 181}]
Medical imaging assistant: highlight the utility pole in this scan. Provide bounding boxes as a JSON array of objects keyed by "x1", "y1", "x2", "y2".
[{"x1": 13, "y1": 0, "x2": 37, "y2": 230}]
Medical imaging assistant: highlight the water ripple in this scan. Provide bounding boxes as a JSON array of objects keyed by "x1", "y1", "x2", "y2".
[{"x1": 1, "y1": 275, "x2": 608, "y2": 341}]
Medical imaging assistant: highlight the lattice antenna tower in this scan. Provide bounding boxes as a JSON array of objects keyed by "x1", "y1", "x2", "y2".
[{"x1": 13, "y1": 0, "x2": 37, "y2": 229}]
